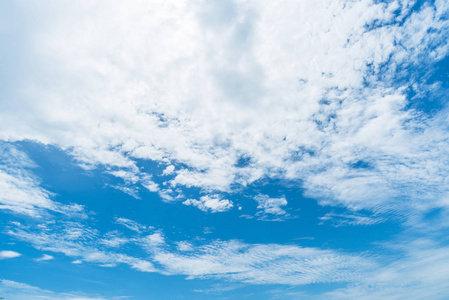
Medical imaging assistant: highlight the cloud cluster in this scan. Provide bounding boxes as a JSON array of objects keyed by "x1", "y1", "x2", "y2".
[
  {"x1": 254, "y1": 194, "x2": 288, "y2": 218},
  {"x1": 0, "y1": 0, "x2": 448, "y2": 218},
  {"x1": 183, "y1": 195, "x2": 234, "y2": 213},
  {"x1": 1, "y1": 0, "x2": 449, "y2": 298}
]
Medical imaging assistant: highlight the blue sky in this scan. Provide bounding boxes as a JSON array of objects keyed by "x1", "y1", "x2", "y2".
[{"x1": 1, "y1": 0, "x2": 449, "y2": 299}]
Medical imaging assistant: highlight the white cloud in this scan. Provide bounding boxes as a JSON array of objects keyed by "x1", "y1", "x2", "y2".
[
  {"x1": 99, "y1": 231, "x2": 129, "y2": 248},
  {"x1": 176, "y1": 241, "x2": 193, "y2": 252},
  {"x1": 150, "y1": 240, "x2": 375, "y2": 285},
  {"x1": 8, "y1": 221, "x2": 157, "y2": 273},
  {"x1": 108, "y1": 170, "x2": 139, "y2": 184},
  {"x1": 0, "y1": 250, "x2": 21, "y2": 259},
  {"x1": 183, "y1": 195, "x2": 233, "y2": 213},
  {"x1": 35, "y1": 254, "x2": 54, "y2": 261},
  {"x1": 6, "y1": 219, "x2": 376, "y2": 286},
  {"x1": 319, "y1": 211, "x2": 385, "y2": 227},
  {"x1": 254, "y1": 194, "x2": 288, "y2": 218},
  {"x1": 1, "y1": 0, "x2": 449, "y2": 296},
  {"x1": 114, "y1": 217, "x2": 148, "y2": 233},
  {"x1": 162, "y1": 165, "x2": 175, "y2": 175},
  {"x1": 322, "y1": 240, "x2": 449, "y2": 299},
  {"x1": 0, "y1": 279, "x2": 119, "y2": 300},
  {"x1": 0, "y1": 0, "x2": 448, "y2": 219},
  {"x1": 0, "y1": 144, "x2": 87, "y2": 218},
  {"x1": 142, "y1": 233, "x2": 165, "y2": 247}
]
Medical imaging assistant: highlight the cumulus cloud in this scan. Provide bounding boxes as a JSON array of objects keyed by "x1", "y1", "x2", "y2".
[
  {"x1": 254, "y1": 194, "x2": 288, "y2": 219},
  {"x1": 0, "y1": 0, "x2": 448, "y2": 220},
  {"x1": 183, "y1": 195, "x2": 234, "y2": 213},
  {"x1": 1, "y1": 0, "x2": 449, "y2": 297},
  {"x1": 0, "y1": 250, "x2": 21, "y2": 259}
]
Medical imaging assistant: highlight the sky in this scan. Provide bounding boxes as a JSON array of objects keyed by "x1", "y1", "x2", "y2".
[{"x1": 0, "y1": 0, "x2": 449, "y2": 299}]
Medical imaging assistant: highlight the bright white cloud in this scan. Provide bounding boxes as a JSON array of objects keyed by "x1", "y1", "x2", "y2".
[
  {"x1": 183, "y1": 195, "x2": 234, "y2": 213},
  {"x1": 254, "y1": 194, "x2": 288, "y2": 218},
  {"x1": 0, "y1": 250, "x2": 21, "y2": 259},
  {"x1": 0, "y1": 0, "x2": 448, "y2": 219},
  {"x1": 35, "y1": 254, "x2": 54, "y2": 261},
  {"x1": 1, "y1": 0, "x2": 449, "y2": 297},
  {"x1": 162, "y1": 165, "x2": 175, "y2": 175}
]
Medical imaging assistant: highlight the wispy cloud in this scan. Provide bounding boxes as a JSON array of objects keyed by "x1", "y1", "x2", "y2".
[
  {"x1": 0, "y1": 144, "x2": 87, "y2": 218},
  {"x1": 35, "y1": 254, "x2": 54, "y2": 261},
  {"x1": 114, "y1": 217, "x2": 149, "y2": 233},
  {"x1": 6, "y1": 219, "x2": 374, "y2": 285},
  {"x1": 319, "y1": 211, "x2": 385, "y2": 227},
  {"x1": 0, "y1": 279, "x2": 125, "y2": 300}
]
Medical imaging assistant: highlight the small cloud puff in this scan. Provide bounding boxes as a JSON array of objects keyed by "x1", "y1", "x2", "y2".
[
  {"x1": 0, "y1": 250, "x2": 21, "y2": 259},
  {"x1": 162, "y1": 165, "x2": 175, "y2": 175},
  {"x1": 35, "y1": 254, "x2": 54, "y2": 261},
  {"x1": 255, "y1": 194, "x2": 288, "y2": 216},
  {"x1": 183, "y1": 195, "x2": 233, "y2": 213}
]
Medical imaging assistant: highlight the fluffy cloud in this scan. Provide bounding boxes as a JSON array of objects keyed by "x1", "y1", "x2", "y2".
[
  {"x1": 0, "y1": 0, "x2": 448, "y2": 219},
  {"x1": 0, "y1": 250, "x2": 21, "y2": 259},
  {"x1": 1, "y1": 0, "x2": 449, "y2": 297},
  {"x1": 183, "y1": 195, "x2": 234, "y2": 213},
  {"x1": 254, "y1": 194, "x2": 288, "y2": 218}
]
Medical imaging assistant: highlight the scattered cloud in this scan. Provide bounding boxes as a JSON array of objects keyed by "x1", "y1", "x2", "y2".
[
  {"x1": 5, "y1": 220, "x2": 375, "y2": 286},
  {"x1": 1, "y1": 0, "x2": 449, "y2": 298},
  {"x1": 35, "y1": 254, "x2": 54, "y2": 261},
  {"x1": 0, "y1": 250, "x2": 21, "y2": 259},
  {"x1": 150, "y1": 240, "x2": 375, "y2": 285},
  {"x1": 0, "y1": 0, "x2": 447, "y2": 219},
  {"x1": 114, "y1": 217, "x2": 148, "y2": 233},
  {"x1": 254, "y1": 194, "x2": 289, "y2": 219},
  {"x1": 0, "y1": 144, "x2": 87, "y2": 218},
  {"x1": 319, "y1": 211, "x2": 386, "y2": 227},
  {"x1": 183, "y1": 195, "x2": 234, "y2": 213},
  {"x1": 0, "y1": 279, "x2": 123, "y2": 300}
]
